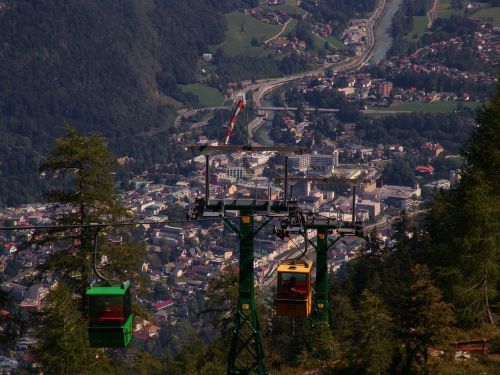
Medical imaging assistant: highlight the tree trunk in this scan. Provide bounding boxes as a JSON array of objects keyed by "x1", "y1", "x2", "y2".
[{"x1": 484, "y1": 273, "x2": 495, "y2": 325}]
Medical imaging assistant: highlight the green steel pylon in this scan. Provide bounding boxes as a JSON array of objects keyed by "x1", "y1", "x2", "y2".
[
  {"x1": 226, "y1": 210, "x2": 268, "y2": 375},
  {"x1": 311, "y1": 228, "x2": 332, "y2": 326}
]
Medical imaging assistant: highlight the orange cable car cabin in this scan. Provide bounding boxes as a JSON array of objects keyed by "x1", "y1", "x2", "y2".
[
  {"x1": 276, "y1": 260, "x2": 313, "y2": 317},
  {"x1": 86, "y1": 281, "x2": 133, "y2": 348}
]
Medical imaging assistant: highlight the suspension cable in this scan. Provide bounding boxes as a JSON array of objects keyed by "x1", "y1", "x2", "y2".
[{"x1": 92, "y1": 225, "x2": 110, "y2": 283}]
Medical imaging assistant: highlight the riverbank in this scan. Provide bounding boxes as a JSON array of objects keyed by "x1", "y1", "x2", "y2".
[{"x1": 370, "y1": 0, "x2": 403, "y2": 64}]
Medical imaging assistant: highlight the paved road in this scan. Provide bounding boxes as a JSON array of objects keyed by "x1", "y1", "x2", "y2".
[
  {"x1": 259, "y1": 106, "x2": 339, "y2": 112},
  {"x1": 363, "y1": 109, "x2": 413, "y2": 114}
]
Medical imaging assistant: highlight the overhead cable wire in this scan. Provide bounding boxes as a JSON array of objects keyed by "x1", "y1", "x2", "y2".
[{"x1": 0, "y1": 216, "x2": 230, "y2": 231}]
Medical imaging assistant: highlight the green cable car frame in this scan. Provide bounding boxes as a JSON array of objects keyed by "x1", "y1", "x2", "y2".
[{"x1": 87, "y1": 281, "x2": 133, "y2": 348}]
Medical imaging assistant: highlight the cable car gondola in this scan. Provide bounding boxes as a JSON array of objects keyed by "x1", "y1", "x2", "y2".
[
  {"x1": 87, "y1": 281, "x2": 133, "y2": 348},
  {"x1": 276, "y1": 260, "x2": 313, "y2": 317}
]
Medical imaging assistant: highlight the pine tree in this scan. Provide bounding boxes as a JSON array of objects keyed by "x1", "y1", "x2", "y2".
[
  {"x1": 30, "y1": 127, "x2": 146, "y2": 372},
  {"x1": 0, "y1": 290, "x2": 22, "y2": 351},
  {"x1": 401, "y1": 265, "x2": 454, "y2": 375},
  {"x1": 426, "y1": 83, "x2": 500, "y2": 326},
  {"x1": 33, "y1": 126, "x2": 145, "y2": 302},
  {"x1": 34, "y1": 284, "x2": 97, "y2": 375},
  {"x1": 352, "y1": 290, "x2": 393, "y2": 375},
  {"x1": 309, "y1": 320, "x2": 337, "y2": 362},
  {"x1": 131, "y1": 351, "x2": 164, "y2": 375}
]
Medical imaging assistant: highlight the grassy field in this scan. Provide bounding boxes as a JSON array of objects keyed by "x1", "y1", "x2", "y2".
[
  {"x1": 284, "y1": 18, "x2": 298, "y2": 34},
  {"x1": 223, "y1": 11, "x2": 284, "y2": 56},
  {"x1": 469, "y1": 7, "x2": 500, "y2": 26},
  {"x1": 325, "y1": 35, "x2": 345, "y2": 49},
  {"x1": 368, "y1": 101, "x2": 479, "y2": 113},
  {"x1": 310, "y1": 33, "x2": 344, "y2": 51},
  {"x1": 437, "y1": 0, "x2": 464, "y2": 19},
  {"x1": 407, "y1": 16, "x2": 428, "y2": 41},
  {"x1": 178, "y1": 84, "x2": 225, "y2": 107}
]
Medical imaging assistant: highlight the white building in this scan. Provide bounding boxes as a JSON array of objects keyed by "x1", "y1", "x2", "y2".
[
  {"x1": 289, "y1": 152, "x2": 339, "y2": 170},
  {"x1": 356, "y1": 199, "x2": 381, "y2": 221},
  {"x1": 227, "y1": 166, "x2": 247, "y2": 179}
]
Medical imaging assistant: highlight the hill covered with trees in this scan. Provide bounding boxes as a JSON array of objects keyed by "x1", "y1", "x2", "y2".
[{"x1": 0, "y1": 0, "x2": 258, "y2": 206}]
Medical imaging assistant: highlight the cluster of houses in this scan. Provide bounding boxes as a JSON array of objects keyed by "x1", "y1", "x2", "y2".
[
  {"x1": 342, "y1": 19, "x2": 368, "y2": 44},
  {"x1": 288, "y1": 72, "x2": 394, "y2": 102},
  {"x1": 378, "y1": 26, "x2": 499, "y2": 93},
  {"x1": 411, "y1": 24, "x2": 500, "y2": 68},
  {"x1": 265, "y1": 36, "x2": 308, "y2": 53},
  {"x1": 341, "y1": 19, "x2": 369, "y2": 56},
  {"x1": 313, "y1": 22, "x2": 334, "y2": 37},
  {"x1": 288, "y1": 66, "x2": 489, "y2": 108}
]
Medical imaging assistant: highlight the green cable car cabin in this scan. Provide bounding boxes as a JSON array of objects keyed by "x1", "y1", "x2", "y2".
[
  {"x1": 276, "y1": 260, "x2": 313, "y2": 317},
  {"x1": 87, "y1": 281, "x2": 133, "y2": 348}
]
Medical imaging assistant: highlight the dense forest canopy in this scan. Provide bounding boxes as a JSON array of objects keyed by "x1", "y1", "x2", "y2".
[{"x1": 0, "y1": 0, "x2": 255, "y2": 206}]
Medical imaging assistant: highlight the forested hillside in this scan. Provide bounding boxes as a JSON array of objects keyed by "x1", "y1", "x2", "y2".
[{"x1": 0, "y1": 0, "x2": 256, "y2": 206}]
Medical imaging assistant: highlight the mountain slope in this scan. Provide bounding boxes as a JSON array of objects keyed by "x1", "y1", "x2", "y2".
[{"x1": 0, "y1": 0, "x2": 254, "y2": 205}]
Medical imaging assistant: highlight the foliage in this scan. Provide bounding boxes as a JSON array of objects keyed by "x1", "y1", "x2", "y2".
[
  {"x1": 0, "y1": 0, "x2": 252, "y2": 206},
  {"x1": 356, "y1": 112, "x2": 475, "y2": 153},
  {"x1": 301, "y1": 0, "x2": 376, "y2": 37},
  {"x1": 215, "y1": 48, "x2": 310, "y2": 83},
  {"x1": 469, "y1": 6, "x2": 500, "y2": 27},
  {"x1": 352, "y1": 290, "x2": 393, "y2": 375},
  {"x1": 178, "y1": 84, "x2": 225, "y2": 108},
  {"x1": 291, "y1": 20, "x2": 316, "y2": 50},
  {"x1": 389, "y1": 9, "x2": 482, "y2": 58},
  {"x1": 152, "y1": 282, "x2": 169, "y2": 301},
  {"x1": 33, "y1": 127, "x2": 145, "y2": 302},
  {"x1": 401, "y1": 265, "x2": 454, "y2": 374},
  {"x1": 166, "y1": 334, "x2": 227, "y2": 375},
  {"x1": 129, "y1": 351, "x2": 164, "y2": 375},
  {"x1": 391, "y1": 0, "x2": 434, "y2": 39},
  {"x1": 270, "y1": 113, "x2": 296, "y2": 144},
  {"x1": 33, "y1": 284, "x2": 99, "y2": 375},
  {"x1": 223, "y1": 11, "x2": 283, "y2": 56},
  {"x1": 425, "y1": 83, "x2": 500, "y2": 327},
  {"x1": 309, "y1": 320, "x2": 337, "y2": 362},
  {"x1": 408, "y1": 71, "x2": 491, "y2": 96},
  {"x1": 30, "y1": 129, "x2": 159, "y2": 373},
  {"x1": 203, "y1": 267, "x2": 239, "y2": 330},
  {"x1": 0, "y1": 290, "x2": 22, "y2": 351},
  {"x1": 382, "y1": 156, "x2": 417, "y2": 187}
]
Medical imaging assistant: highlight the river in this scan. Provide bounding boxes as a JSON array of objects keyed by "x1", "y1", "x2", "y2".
[
  {"x1": 254, "y1": 96, "x2": 276, "y2": 146},
  {"x1": 370, "y1": 0, "x2": 403, "y2": 64}
]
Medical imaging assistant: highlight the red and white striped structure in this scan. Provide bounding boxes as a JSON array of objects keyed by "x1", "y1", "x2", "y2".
[{"x1": 224, "y1": 99, "x2": 245, "y2": 145}]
